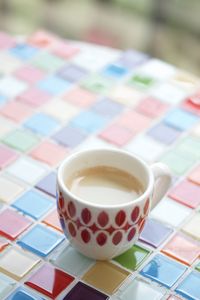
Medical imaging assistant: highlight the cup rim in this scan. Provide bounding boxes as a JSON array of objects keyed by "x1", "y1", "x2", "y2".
[{"x1": 57, "y1": 148, "x2": 154, "y2": 209}]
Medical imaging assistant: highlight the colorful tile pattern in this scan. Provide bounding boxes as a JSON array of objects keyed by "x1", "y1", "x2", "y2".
[{"x1": 0, "y1": 31, "x2": 199, "y2": 299}]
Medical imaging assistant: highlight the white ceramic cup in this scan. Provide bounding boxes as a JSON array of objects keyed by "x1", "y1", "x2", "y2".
[{"x1": 57, "y1": 148, "x2": 171, "y2": 260}]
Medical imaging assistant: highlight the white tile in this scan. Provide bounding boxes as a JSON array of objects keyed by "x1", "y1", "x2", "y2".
[
  {"x1": 119, "y1": 278, "x2": 164, "y2": 300},
  {"x1": 110, "y1": 85, "x2": 144, "y2": 107},
  {"x1": 149, "y1": 82, "x2": 188, "y2": 104},
  {"x1": 6, "y1": 157, "x2": 47, "y2": 184},
  {"x1": 76, "y1": 136, "x2": 116, "y2": 151},
  {"x1": 125, "y1": 135, "x2": 165, "y2": 162},
  {"x1": 136, "y1": 59, "x2": 176, "y2": 80},
  {"x1": 150, "y1": 197, "x2": 192, "y2": 227},
  {"x1": 0, "y1": 76, "x2": 27, "y2": 98},
  {"x1": 0, "y1": 117, "x2": 13, "y2": 138}
]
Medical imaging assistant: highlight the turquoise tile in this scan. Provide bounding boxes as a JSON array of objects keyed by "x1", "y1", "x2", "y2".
[
  {"x1": 176, "y1": 271, "x2": 200, "y2": 300},
  {"x1": 0, "y1": 273, "x2": 16, "y2": 299}
]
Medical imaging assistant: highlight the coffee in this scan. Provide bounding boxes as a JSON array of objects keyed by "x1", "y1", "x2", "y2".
[{"x1": 66, "y1": 166, "x2": 144, "y2": 205}]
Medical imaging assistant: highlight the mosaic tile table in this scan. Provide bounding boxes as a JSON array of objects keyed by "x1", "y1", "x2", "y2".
[{"x1": 0, "y1": 30, "x2": 200, "y2": 300}]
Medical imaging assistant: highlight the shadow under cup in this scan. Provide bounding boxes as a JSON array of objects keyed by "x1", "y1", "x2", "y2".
[{"x1": 57, "y1": 149, "x2": 153, "y2": 260}]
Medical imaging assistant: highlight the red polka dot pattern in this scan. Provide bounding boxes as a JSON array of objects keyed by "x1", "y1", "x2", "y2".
[
  {"x1": 131, "y1": 206, "x2": 140, "y2": 222},
  {"x1": 81, "y1": 229, "x2": 91, "y2": 243},
  {"x1": 97, "y1": 211, "x2": 109, "y2": 227},
  {"x1": 81, "y1": 208, "x2": 91, "y2": 224},
  {"x1": 68, "y1": 201, "x2": 76, "y2": 218},
  {"x1": 127, "y1": 227, "x2": 136, "y2": 241},
  {"x1": 115, "y1": 210, "x2": 126, "y2": 226},
  {"x1": 68, "y1": 222, "x2": 76, "y2": 237},
  {"x1": 112, "y1": 231, "x2": 122, "y2": 245},
  {"x1": 96, "y1": 232, "x2": 107, "y2": 246}
]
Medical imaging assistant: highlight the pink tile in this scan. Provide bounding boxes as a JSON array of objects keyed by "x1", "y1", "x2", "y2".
[
  {"x1": 0, "y1": 208, "x2": 32, "y2": 240},
  {"x1": 99, "y1": 124, "x2": 134, "y2": 146},
  {"x1": 0, "y1": 145, "x2": 18, "y2": 169},
  {"x1": 28, "y1": 30, "x2": 57, "y2": 48},
  {"x1": 0, "y1": 101, "x2": 33, "y2": 122},
  {"x1": 14, "y1": 65, "x2": 45, "y2": 84},
  {"x1": 135, "y1": 97, "x2": 169, "y2": 118},
  {"x1": 188, "y1": 165, "x2": 200, "y2": 185},
  {"x1": 162, "y1": 232, "x2": 200, "y2": 265},
  {"x1": 168, "y1": 179, "x2": 200, "y2": 208},
  {"x1": 30, "y1": 141, "x2": 68, "y2": 166},
  {"x1": 63, "y1": 87, "x2": 97, "y2": 107},
  {"x1": 17, "y1": 88, "x2": 51, "y2": 107},
  {"x1": 0, "y1": 32, "x2": 15, "y2": 49},
  {"x1": 53, "y1": 41, "x2": 79, "y2": 59},
  {"x1": 117, "y1": 110, "x2": 151, "y2": 133}
]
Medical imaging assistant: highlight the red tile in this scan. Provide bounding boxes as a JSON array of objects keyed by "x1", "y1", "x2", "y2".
[
  {"x1": 0, "y1": 239, "x2": 9, "y2": 252},
  {"x1": 117, "y1": 110, "x2": 151, "y2": 132},
  {"x1": 168, "y1": 179, "x2": 200, "y2": 208},
  {"x1": 0, "y1": 101, "x2": 33, "y2": 122},
  {"x1": 0, "y1": 208, "x2": 32, "y2": 240},
  {"x1": 0, "y1": 145, "x2": 18, "y2": 169},
  {"x1": 161, "y1": 232, "x2": 200, "y2": 265},
  {"x1": 30, "y1": 141, "x2": 68, "y2": 166},
  {"x1": 14, "y1": 65, "x2": 45, "y2": 84},
  {"x1": 25, "y1": 263, "x2": 74, "y2": 299},
  {"x1": 135, "y1": 97, "x2": 169, "y2": 118},
  {"x1": 188, "y1": 165, "x2": 200, "y2": 185},
  {"x1": 17, "y1": 88, "x2": 51, "y2": 107},
  {"x1": 182, "y1": 94, "x2": 200, "y2": 116},
  {"x1": 28, "y1": 30, "x2": 57, "y2": 48},
  {"x1": 53, "y1": 41, "x2": 79, "y2": 59},
  {"x1": 63, "y1": 87, "x2": 97, "y2": 107},
  {"x1": 42, "y1": 209, "x2": 63, "y2": 232},
  {"x1": 99, "y1": 124, "x2": 134, "y2": 146}
]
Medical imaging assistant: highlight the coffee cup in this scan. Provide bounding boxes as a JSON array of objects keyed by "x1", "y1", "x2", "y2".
[{"x1": 57, "y1": 148, "x2": 171, "y2": 260}]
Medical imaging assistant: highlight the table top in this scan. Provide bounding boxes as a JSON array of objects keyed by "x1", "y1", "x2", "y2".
[{"x1": 0, "y1": 30, "x2": 200, "y2": 300}]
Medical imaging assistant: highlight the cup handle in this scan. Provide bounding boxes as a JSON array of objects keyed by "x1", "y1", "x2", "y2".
[{"x1": 150, "y1": 163, "x2": 172, "y2": 209}]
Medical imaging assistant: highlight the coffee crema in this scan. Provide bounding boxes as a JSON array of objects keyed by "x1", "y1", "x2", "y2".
[{"x1": 66, "y1": 166, "x2": 144, "y2": 205}]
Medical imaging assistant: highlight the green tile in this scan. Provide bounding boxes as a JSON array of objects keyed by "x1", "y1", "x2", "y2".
[
  {"x1": 32, "y1": 53, "x2": 65, "y2": 72},
  {"x1": 160, "y1": 150, "x2": 195, "y2": 176},
  {"x1": 196, "y1": 262, "x2": 200, "y2": 272},
  {"x1": 2, "y1": 129, "x2": 39, "y2": 152},
  {"x1": 113, "y1": 245, "x2": 150, "y2": 271},
  {"x1": 129, "y1": 74, "x2": 155, "y2": 89},
  {"x1": 82, "y1": 75, "x2": 114, "y2": 94},
  {"x1": 175, "y1": 136, "x2": 200, "y2": 160}
]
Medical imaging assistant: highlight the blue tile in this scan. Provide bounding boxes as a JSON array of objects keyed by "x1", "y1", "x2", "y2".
[
  {"x1": 10, "y1": 44, "x2": 38, "y2": 60},
  {"x1": 17, "y1": 224, "x2": 64, "y2": 257},
  {"x1": 6, "y1": 287, "x2": 44, "y2": 300},
  {"x1": 140, "y1": 254, "x2": 187, "y2": 288},
  {"x1": 24, "y1": 113, "x2": 59, "y2": 135},
  {"x1": 102, "y1": 63, "x2": 128, "y2": 78},
  {"x1": 147, "y1": 122, "x2": 181, "y2": 145},
  {"x1": 0, "y1": 95, "x2": 7, "y2": 105},
  {"x1": 38, "y1": 75, "x2": 72, "y2": 95},
  {"x1": 53, "y1": 125, "x2": 88, "y2": 148},
  {"x1": 70, "y1": 111, "x2": 108, "y2": 133},
  {"x1": 176, "y1": 271, "x2": 200, "y2": 300},
  {"x1": 91, "y1": 98, "x2": 124, "y2": 117},
  {"x1": 164, "y1": 108, "x2": 199, "y2": 131},
  {"x1": 12, "y1": 189, "x2": 54, "y2": 219}
]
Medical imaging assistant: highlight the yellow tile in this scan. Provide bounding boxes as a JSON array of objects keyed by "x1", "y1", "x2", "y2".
[
  {"x1": 43, "y1": 99, "x2": 78, "y2": 122},
  {"x1": 182, "y1": 213, "x2": 200, "y2": 240},
  {"x1": 0, "y1": 176, "x2": 25, "y2": 203},
  {"x1": 0, "y1": 247, "x2": 40, "y2": 280},
  {"x1": 82, "y1": 261, "x2": 130, "y2": 294}
]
